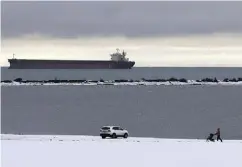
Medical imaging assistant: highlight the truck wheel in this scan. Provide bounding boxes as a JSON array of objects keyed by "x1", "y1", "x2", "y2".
[
  {"x1": 124, "y1": 133, "x2": 128, "y2": 138},
  {"x1": 112, "y1": 133, "x2": 117, "y2": 139},
  {"x1": 101, "y1": 136, "x2": 106, "y2": 139}
]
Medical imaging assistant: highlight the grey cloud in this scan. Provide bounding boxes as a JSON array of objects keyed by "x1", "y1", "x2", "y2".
[{"x1": 2, "y1": 1, "x2": 242, "y2": 38}]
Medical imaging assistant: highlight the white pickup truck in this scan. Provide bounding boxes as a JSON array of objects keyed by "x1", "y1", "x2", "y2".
[{"x1": 100, "y1": 126, "x2": 129, "y2": 139}]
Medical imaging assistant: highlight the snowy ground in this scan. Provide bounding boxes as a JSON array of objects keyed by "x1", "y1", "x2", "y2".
[{"x1": 1, "y1": 134, "x2": 242, "y2": 167}]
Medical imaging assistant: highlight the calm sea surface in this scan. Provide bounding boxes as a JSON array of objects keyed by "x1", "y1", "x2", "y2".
[
  {"x1": 1, "y1": 67, "x2": 242, "y2": 139},
  {"x1": 1, "y1": 67, "x2": 242, "y2": 80}
]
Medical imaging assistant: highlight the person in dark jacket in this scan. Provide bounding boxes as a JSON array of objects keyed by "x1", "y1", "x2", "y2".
[{"x1": 214, "y1": 128, "x2": 223, "y2": 142}]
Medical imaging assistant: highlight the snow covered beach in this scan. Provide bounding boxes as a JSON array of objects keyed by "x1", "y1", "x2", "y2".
[{"x1": 1, "y1": 134, "x2": 242, "y2": 167}]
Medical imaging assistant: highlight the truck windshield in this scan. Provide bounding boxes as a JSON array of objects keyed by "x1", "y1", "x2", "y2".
[{"x1": 101, "y1": 127, "x2": 110, "y2": 130}]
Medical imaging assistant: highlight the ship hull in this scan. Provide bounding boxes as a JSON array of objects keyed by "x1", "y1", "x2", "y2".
[{"x1": 8, "y1": 59, "x2": 135, "y2": 69}]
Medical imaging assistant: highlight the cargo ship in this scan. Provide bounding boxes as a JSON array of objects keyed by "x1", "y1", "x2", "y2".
[{"x1": 8, "y1": 49, "x2": 135, "y2": 69}]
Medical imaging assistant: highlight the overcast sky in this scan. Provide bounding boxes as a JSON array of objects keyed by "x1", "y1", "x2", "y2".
[
  {"x1": 1, "y1": 1, "x2": 242, "y2": 67},
  {"x1": 2, "y1": 1, "x2": 242, "y2": 38}
]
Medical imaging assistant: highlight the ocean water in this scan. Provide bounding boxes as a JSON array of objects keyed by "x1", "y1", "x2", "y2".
[
  {"x1": 1, "y1": 67, "x2": 242, "y2": 81},
  {"x1": 1, "y1": 67, "x2": 242, "y2": 139}
]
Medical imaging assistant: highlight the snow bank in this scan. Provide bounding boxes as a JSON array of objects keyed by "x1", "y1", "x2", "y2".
[{"x1": 1, "y1": 134, "x2": 242, "y2": 167}]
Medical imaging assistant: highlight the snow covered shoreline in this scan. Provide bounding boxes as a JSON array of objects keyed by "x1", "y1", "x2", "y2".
[
  {"x1": 1, "y1": 133, "x2": 242, "y2": 143},
  {"x1": 1, "y1": 134, "x2": 242, "y2": 167},
  {"x1": 2, "y1": 77, "x2": 242, "y2": 86},
  {"x1": 1, "y1": 80, "x2": 242, "y2": 86}
]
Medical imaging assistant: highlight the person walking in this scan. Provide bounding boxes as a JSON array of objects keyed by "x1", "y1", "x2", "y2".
[{"x1": 214, "y1": 128, "x2": 223, "y2": 142}]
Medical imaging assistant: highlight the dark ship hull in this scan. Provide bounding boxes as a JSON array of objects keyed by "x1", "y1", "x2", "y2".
[{"x1": 8, "y1": 59, "x2": 135, "y2": 69}]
